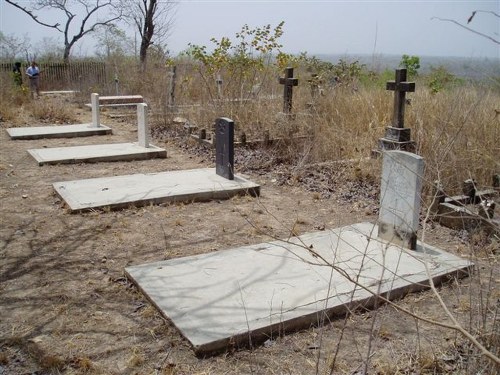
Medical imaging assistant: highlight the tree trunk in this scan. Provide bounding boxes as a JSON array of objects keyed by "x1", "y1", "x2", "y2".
[
  {"x1": 139, "y1": 0, "x2": 157, "y2": 72},
  {"x1": 63, "y1": 44, "x2": 71, "y2": 63}
]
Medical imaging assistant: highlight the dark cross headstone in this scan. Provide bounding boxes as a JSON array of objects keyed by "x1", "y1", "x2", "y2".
[
  {"x1": 279, "y1": 67, "x2": 298, "y2": 114},
  {"x1": 215, "y1": 117, "x2": 234, "y2": 180},
  {"x1": 374, "y1": 68, "x2": 416, "y2": 155},
  {"x1": 386, "y1": 68, "x2": 415, "y2": 129}
]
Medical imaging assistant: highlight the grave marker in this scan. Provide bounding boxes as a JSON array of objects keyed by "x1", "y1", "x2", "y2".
[
  {"x1": 215, "y1": 117, "x2": 234, "y2": 180},
  {"x1": 91, "y1": 93, "x2": 100, "y2": 127},
  {"x1": 378, "y1": 150, "x2": 424, "y2": 250},
  {"x1": 279, "y1": 67, "x2": 298, "y2": 114},
  {"x1": 307, "y1": 73, "x2": 322, "y2": 99},
  {"x1": 387, "y1": 69, "x2": 415, "y2": 129},
  {"x1": 137, "y1": 103, "x2": 150, "y2": 148},
  {"x1": 216, "y1": 74, "x2": 223, "y2": 98},
  {"x1": 376, "y1": 69, "x2": 416, "y2": 152},
  {"x1": 168, "y1": 65, "x2": 177, "y2": 109}
]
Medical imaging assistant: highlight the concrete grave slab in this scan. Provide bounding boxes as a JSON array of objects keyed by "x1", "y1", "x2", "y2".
[
  {"x1": 28, "y1": 142, "x2": 166, "y2": 166},
  {"x1": 53, "y1": 168, "x2": 260, "y2": 212},
  {"x1": 26, "y1": 103, "x2": 162, "y2": 165},
  {"x1": 125, "y1": 222, "x2": 472, "y2": 356},
  {"x1": 40, "y1": 90, "x2": 78, "y2": 96},
  {"x1": 6, "y1": 123, "x2": 112, "y2": 140}
]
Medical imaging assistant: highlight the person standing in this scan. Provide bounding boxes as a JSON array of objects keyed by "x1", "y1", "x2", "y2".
[
  {"x1": 26, "y1": 61, "x2": 40, "y2": 98},
  {"x1": 12, "y1": 62, "x2": 23, "y2": 86}
]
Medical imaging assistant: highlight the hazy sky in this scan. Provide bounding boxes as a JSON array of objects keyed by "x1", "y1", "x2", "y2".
[{"x1": 1, "y1": 1, "x2": 499, "y2": 59}]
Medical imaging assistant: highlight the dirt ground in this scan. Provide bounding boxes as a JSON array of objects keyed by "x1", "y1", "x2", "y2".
[{"x1": 0, "y1": 96, "x2": 498, "y2": 374}]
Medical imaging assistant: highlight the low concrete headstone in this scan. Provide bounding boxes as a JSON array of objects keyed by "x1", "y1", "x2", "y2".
[
  {"x1": 378, "y1": 150, "x2": 424, "y2": 249},
  {"x1": 137, "y1": 103, "x2": 150, "y2": 148},
  {"x1": 91, "y1": 93, "x2": 100, "y2": 127}
]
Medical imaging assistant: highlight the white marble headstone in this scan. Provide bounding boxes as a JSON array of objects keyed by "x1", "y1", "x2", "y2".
[{"x1": 378, "y1": 150, "x2": 424, "y2": 249}]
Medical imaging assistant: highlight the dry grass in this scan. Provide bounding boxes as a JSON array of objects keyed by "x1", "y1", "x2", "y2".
[{"x1": 29, "y1": 99, "x2": 78, "y2": 124}]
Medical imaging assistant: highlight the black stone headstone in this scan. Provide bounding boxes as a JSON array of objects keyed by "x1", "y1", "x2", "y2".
[{"x1": 215, "y1": 117, "x2": 234, "y2": 180}]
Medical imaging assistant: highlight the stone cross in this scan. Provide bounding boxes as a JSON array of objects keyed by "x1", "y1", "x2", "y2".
[
  {"x1": 378, "y1": 150, "x2": 424, "y2": 250},
  {"x1": 279, "y1": 67, "x2": 298, "y2": 114},
  {"x1": 215, "y1": 117, "x2": 234, "y2": 180},
  {"x1": 91, "y1": 93, "x2": 100, "y2": 127},
  {"x1": 137, "y1": 103, "x2": 150, "y2": 148},
  {"x1": 386, "y1": 68, "x2": 415, "y2": 129}
]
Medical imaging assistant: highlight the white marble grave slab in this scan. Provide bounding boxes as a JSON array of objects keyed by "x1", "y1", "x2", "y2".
[
  {"x1": 54, "y1": 168, "x2": 260, "y2": 212},
  {"x1": 6, "y1": 123, "x2": 111, "y2": 140},
  {"x1": 125, "y1": 222, "x2": 472, "y2": 356},
  {"x1": 28, "y1": 142, "x2": 166, "y2": 165}
]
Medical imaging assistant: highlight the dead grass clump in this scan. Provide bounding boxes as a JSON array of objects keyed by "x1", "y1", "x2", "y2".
[
  {"x1": 30, "y1": 99, "x2": 77, "y2": 124},
  {"x1": 38, "y1": 354, "x2": 66, "y2": 372},
  {"x1": 0, "y1": 85, "x2": 30, "y2": 123},
  {"x1": 127, "y1": 346, "x2": 145, "y2": 367},
  {"x1": 69, "y1": 356, "x2": 94, "y2": 372}
]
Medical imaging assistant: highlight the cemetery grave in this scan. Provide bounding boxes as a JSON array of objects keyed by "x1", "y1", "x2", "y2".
[
  {"x1": 126, "y1": 150, "x2": 472, "y2": 356},
  {"x1": 5, "y1": 93, "x2": 112, "y2": 139},
  {"x1": 279, "y1": 67, "x2": 299, "y2": 115},
  {"x1": 53, "y1": 117, "x2": 260, "y2": 212},
  {"x1": 186, "y1": 67, "x2": 311, "y2": 147},
  {"x1": 27, "y1": 102, "x2": 166, "y2": 165},
  {"x1": 374, "y1": 68, "x2": 416, "y2": 154},
  {"x1": 84, "y1": 94, "x2": 145, "y2": 119}
]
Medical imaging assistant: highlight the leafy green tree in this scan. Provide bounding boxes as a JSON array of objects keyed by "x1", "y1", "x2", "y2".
[
  {"x1": 187, "y1": 22, "x2": 286, "y2": 102},
  {"x1": 400, "y1": 54, "x2": 420, "y2": 78},
  {"x1": 427, "y1": 65, "x2": 463, "y2": 94}
]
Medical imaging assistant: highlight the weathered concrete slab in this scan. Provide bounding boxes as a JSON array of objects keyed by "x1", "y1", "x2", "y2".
[
  {"x1": 6, "y1": 123, "x2": 112, "y2": 140},
  {"x1": 125, "y1": 222, "x2": 472, "y2": 356},
  {"x1": 99, "y1": 95, "x2": 144, "y2": 104},
  {"x1": 53, "y1": 168, "x2": 260, "y2": 212},
  {"x1": 40, "y1": 90, "x2": 78, "y2": 95},
  {"x1": 28, "y1": 142, "x2": 166, "y2": 166}
]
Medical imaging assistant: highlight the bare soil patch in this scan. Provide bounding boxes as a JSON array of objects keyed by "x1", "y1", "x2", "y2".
[{"x1": 0, "y1": 97, "x2": 498, "y2": 374}]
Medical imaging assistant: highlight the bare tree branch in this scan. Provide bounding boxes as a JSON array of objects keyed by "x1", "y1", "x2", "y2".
[
  {"x1": 5, "y1": 0, "x2": 124, "y2": 62},
  {"x1": 4, "y1": 0, "x2": 62, "y2": 31},
  {"x1": 432, "y1": 16, "x2": 499, "y2": 45}
]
